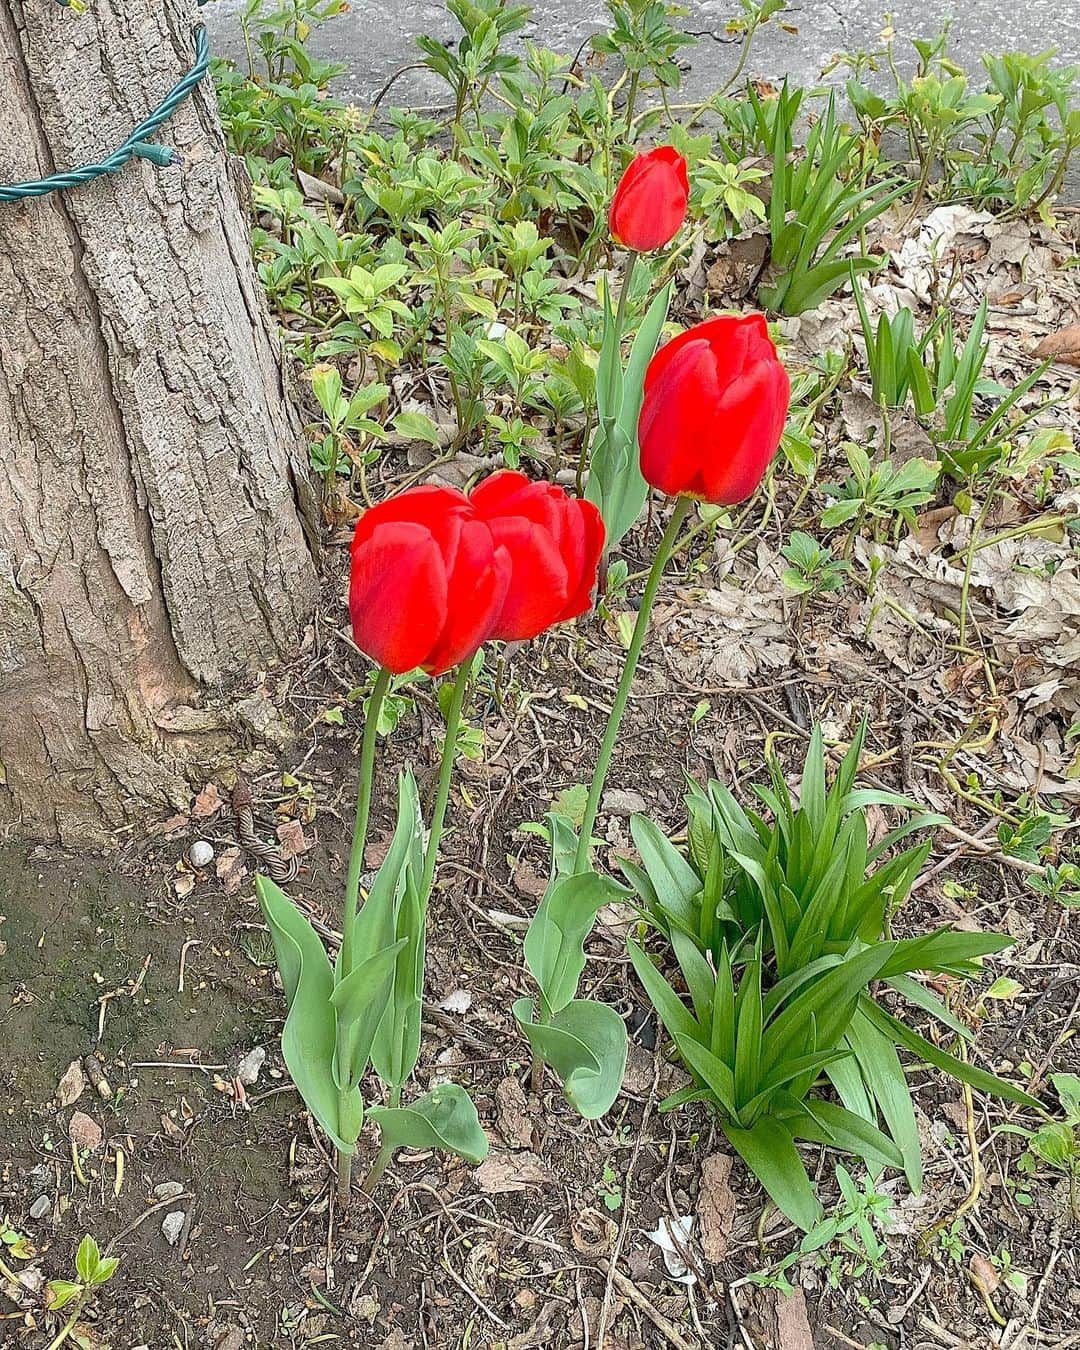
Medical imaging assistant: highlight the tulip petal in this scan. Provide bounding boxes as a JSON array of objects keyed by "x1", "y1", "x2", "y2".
[
  {"x1": 557, "y1": 499, "x2": 604, "y2": 622},
  {"x1": 423, "y1": 520, "x2": 509, "y2": 674},
  {"x1": 484, "y1": 516, "x2": 570, "y2": 641},
  {"x1": 639, "y1": 337, "x2": 723, "y2": 498},
  {"x1": 350, "y1": 522, "x2": 448, "y2": 674}
]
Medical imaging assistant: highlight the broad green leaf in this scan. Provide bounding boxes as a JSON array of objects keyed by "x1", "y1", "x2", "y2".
[
  {"x1": 676, "y1": 1033, "x2": 738, "y2": 1117},
  {"x1": 368, "y1": 1082, "x2": 488, "y2": 1164},
  {"x1": 721, "y1": 1117, "x2": 823, "y2": 1231},
  {"x1": 330, "y1": 938, "x2": 407, "y2": 1086},
  {"x1": 524, "y1": 869, "x2": 628, "y2": 1015},
  {"x1": 257, "y1": 874, "x2": 357, "y2": 1153},
  {"x1": 783, "y1": 1098, "x2": 904, "y2": 1173},
  {"x1": 76, "y1": 1236, "x2": 100, "y2": 1285},
  {"x1": 862, "y1": 1000, "x2": 1041, "y2": 1110},
  {"x1": 846, "y1": 1004, "x2": 922, "y2": 1190},
  {"x1": 514, "y1": 997, "x2": 627, "y2": 1119},
  {"x1": 630, "y1": 814, "x2": 701, "y2": 933}
]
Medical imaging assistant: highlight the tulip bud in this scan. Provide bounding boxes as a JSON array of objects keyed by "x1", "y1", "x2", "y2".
[
  {"x1": 608, "y1": 146, "x2": 689, "y2": 253},
  {"x1": 638, "y1": 314, "x2": 790, "y2": 506}
]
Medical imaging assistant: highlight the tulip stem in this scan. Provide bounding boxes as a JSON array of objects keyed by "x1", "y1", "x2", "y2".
[
  {"x1": 341, "y1": 665, "x2": 393, "y2": 977},
  {"x1": 335, "y1": 664, "x2": 392, "y2": 1210},
  {"x1": 573, "y1": 497, "x2": 690, "y2": 875},
  {"x1": 420, "y1": 660, "x2": 471, "y2": 903}
]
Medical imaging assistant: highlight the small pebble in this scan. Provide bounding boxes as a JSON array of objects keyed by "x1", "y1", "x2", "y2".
[
  {"x1": 236, "y1": 1046, "x2": 266, "y2": 1086},
  {"x1": 161, "y1": 1211, "x2": 186, "y2": 1246},
  {"x1": 29, "y1": 1195, "x2": 50, "y2": 1220},
  {"x1": 188, "y1": 840, "x2": 214, "y2": 868},
  {"x1": 153, "y1": 1181, "x2": 186, "y2": 1202}
]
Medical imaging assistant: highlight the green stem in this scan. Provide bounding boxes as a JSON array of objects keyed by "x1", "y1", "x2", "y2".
[
  {"x1": 336, "y1": 664, "x2": 391, "y2": 1209},
  {"x1": 360, "y1": 1141, "x2": 395, "y2": 1195},
  {"x1": 572, "y1": 497, "x2": 691, "y2": 875},
  {"x1": 420, "y1": 661, "x2": 472, "y2": 902},
  {"x1": 340, "y1": 666, "x2": 393, "y2": 975},
  {"x1": 612, "y1": 249, "x2": 636, "y2": 345}
]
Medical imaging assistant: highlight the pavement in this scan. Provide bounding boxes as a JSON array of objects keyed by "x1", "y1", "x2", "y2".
[{"x1": 202, "y1": 0, "x2": 1080, "y2": 196}]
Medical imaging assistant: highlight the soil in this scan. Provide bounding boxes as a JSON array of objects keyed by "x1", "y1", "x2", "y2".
[{"x1": 2, "y1": 518, "x2": 1078, "y2": 1347}]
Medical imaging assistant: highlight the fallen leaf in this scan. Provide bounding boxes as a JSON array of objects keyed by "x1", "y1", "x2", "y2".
[
  {"x1": 276, "y1": 818, "x2": 310, "y2": 860},
  {"x1": 474, "y1": 1150, "x2": 554, "y2": 1194},
  {"x1": 772, "y1": 1286, "x2": 815, "y2": 1350},
  {"x1": 698, "y1": 1153, "x2": 736, "y2": 1264},
  {"x1": 69, "y1": 1111, "x2": 103, "y2": 1153},
  {"x1": 970, "y1": 1252, "x2": 1000, "y2": 1296},
  {"x1": 56, "y1": 1060, "x2": 85, "y2": 1108},
  {"x1": 494, "y1": 1076, "x2": 534, "y2": 1150},
  {"x1": 1034, "y1": 323, "x2": 1080, "y2": 368},
  {"x1": 192, "y1": 782, "x2": 223, "y2": 818},
  {"x1": 215, "y1": 847, "x2": 247, "y2": 896}
]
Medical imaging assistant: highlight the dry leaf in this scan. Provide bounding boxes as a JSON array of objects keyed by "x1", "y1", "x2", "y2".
[
  {"x1": 69, "y1": 1111, "x2": 103, "y2": 1153},
  {"x1": 215, "y1": 847, "x2": 247, "y2": 896},
  {"x1": 1034, "y1": 322, "x2": 1080, "y2": 368},
  {"x1": 474, "y1": 1150, "x2": 554, "y2": 1194},
  {"x1": 773, "y1": 1286, "x2": 815, "y2": 1350},
  {"x1": 192, "y1": 782, "x2": 223, "y2": 818},
  {"x1": 970, "y1": 1252, "x2": 1000, "y2": 1296},
  {"x1": 56, "y1": 1060, "x2": 85, "y2": 1108},
  {"x1": 275, "y1": 818, "x2": 310, "y2": 860},
  {"x1": 698, "y1": 1153, "x2": 736, "y2": 1264},
  {"x1": 494, "y1": 1076, "x2": 534, "y2": 1150}
]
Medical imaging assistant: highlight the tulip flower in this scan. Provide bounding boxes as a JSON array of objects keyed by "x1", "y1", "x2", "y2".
[
  {"x1": 638, "y1": 313, "x2": 790, "y2": 506},
  {"x1": 470, "y1": 471, "x2": 605, "y2": 641},
  {"x1": 349, "y1": 485, "x2": 511, "y2": 676},
  {"x1": 608, "y1": 145, "x2": 689, "y2": 253}
]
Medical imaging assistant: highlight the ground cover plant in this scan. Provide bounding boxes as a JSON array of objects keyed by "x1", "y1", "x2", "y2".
[{"x1": 3, "y1": 0, "x2": 1080, "y2": 1347}]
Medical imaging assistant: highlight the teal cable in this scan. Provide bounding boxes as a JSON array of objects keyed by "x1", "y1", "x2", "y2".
[{"x1": 0, "y1": 22, "x2": 210, "y2": 203}]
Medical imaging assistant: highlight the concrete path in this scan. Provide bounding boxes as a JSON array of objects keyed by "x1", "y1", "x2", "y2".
[{"x1": 203, "y1": 0, "x2": 1080, "y2": 196}]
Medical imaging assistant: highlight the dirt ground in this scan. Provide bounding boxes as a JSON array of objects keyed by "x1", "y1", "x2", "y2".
[{"x1": 3, "y1": 195, "x2": 1080, "y2": 1350}]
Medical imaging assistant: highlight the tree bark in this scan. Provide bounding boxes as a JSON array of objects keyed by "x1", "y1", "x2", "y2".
[{"x1": 0, "y1": 0, "x2": 319, "y2": 844}]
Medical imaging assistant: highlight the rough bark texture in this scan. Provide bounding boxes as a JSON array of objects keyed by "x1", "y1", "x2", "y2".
[{"x1": 0, "y1": 0, "x2": 319, "y2": 844}]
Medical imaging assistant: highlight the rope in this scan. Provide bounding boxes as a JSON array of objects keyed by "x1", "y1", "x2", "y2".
[
  {"x1": 0, "y1": 22, "x2": 210, "y2": 203},
  {"x1": 231, "y1": 779, "x2": 301, "y2": 884}
]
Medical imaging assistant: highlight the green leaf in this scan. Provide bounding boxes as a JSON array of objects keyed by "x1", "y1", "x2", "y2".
[
  {"x1": 629, "y1": 814, "x2": 701, "y2": 934},
  {"x1": 627, "y1": 938, "x2": 703, "y2": 1050},
  {"x1": 721, "y1": 1117, "x2": 823, "y2": 1231},
  {"x1": 257, "y1": 874, "x2": 357, "y2": 1153},
  {"x1": 368, "y1": 1082, "x2": 488, "y2": 1164},
  {"x1": 393, "y1": 410, "x2": 442, "y2": 446},
  {"x1": 90, "y1": 1256, "x2": 119, "y2": 1285},
  {"x1": 847, "y1": 1003, "x2": 923, "y2": 1190},
  {"x1": 524, "y1": 869, "x2": 628, "y2": 1014},
  {"x1": 862, "y1": 1000, "x2": 1041, "y2": 1110},
  {"x1": 46, "y1": 1280, "x2": 84, "y2": 1311},
  {"x1": 783, "y1": 1098, "x2": 904, "y2": 1172},
  {"x1": 75, "y1": 1236, "x2": 99, "y2": 1285},
  {"x1": 514, "y1": 997, "x2": 627, "y2": 1119}
]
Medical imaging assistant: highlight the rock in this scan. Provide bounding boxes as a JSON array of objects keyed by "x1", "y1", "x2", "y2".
[
  {"x1": 601, "y1": 788, "x2": 648, "y2": 818},
  {"x1": 68, "y1": 1112, "x2": 103, "y2": 1153},
  {"x1": 56, "y1": 1060, "x2": 85, "y2": 1108},
  {"x1": 235, "y1": 692, "x2": 294, "y2": 750},
  {"x1": 236, "y1": 1046, "x2": 266, "y2": 1086},
  {"x1": 161, "y1": 1211, "x2": 186, "y2": 1246},
  {"x1": 153, "y1": 1181, "x2": 187, "y2": 1202},
  {"x1": 188, "y1": 840, "x2": 215, "y2": 868},
  {"x1": 29, "y1": 1195, "x2": 51, "y2": 1220}
]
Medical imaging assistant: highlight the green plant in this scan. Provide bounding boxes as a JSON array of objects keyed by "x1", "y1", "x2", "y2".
[
  {"x1": 781, "y1": 530, "x2": 850, "y2": 598},
  {"x1": 695, "y1": 157, "x2": 768, "y2": 240},
  {"x1": 621, "y1": 723, "x2": 1040, "y2": 1227},
  {"x1": 416, "y1": 0, "x2": 530, "y2": 133},
  {"x1": 591, "y1": 1, "x2": 696, "y2": 129},
  {"x1": 755, "y1": 84, "x2": 908, "y2": 316},
  {"x1": 820, "y1": 442, "x2": 939, "y2": 539}
]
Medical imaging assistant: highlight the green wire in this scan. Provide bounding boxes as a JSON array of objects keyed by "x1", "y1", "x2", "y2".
[{"x1": 0, "y1": 20, "x2": 210, "y2": 203}]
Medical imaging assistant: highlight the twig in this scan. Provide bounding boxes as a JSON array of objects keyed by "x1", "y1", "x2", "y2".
[{"x1": 596, "y1": 1260, "x2": 696, "y2": 1350}]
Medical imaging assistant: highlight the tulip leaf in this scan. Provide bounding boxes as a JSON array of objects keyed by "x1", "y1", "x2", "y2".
[
  {"x1": 513, "y1": 997, "x2": 627, "y2": 1119},
  {"x1": 368, "y1": 1082, "x2": 488, "y2": 1163},
  {"x1": 370, "y1": 771, "x2": 428, "y2": 1092},
  {"x1": 524, "y1": 869, "x2": 629, "y2": 1015},
  {"x1": 721, "y1": 1116, "x2": 823, "y2": 1232},
  {"x1": 329, "y1": 938, "x2": 408, "y2": 1087},
  {"x1": 586, "y1": 278, "x2": 673, "y2": 550},
  {"x1": 256, "y1": 874, "x2": 358, "y2": 1154}
]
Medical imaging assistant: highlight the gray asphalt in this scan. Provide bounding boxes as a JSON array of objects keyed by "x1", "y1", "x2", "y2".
[{"x1": 203, "y1": 0, "x2": 1080, "y2": 196}]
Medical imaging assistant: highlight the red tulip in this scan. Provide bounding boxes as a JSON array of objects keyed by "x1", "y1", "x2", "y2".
[
  {"x1": 608, "y1": 146, "x2": 689, "y2": 253},
  {"x1": 349, "y1": 485, "x2": 511, "y2": 676},
  {"x1": 470, "y1": 471, "x2": 605, "y2": 640},
  {"x1": 638, "y1": 314, "x2": 790, "y2": 506}
]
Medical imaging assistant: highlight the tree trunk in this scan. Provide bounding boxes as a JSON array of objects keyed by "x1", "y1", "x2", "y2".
[{"x1": 0, "y1": 0, "x2": 319, "y2": 845}]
